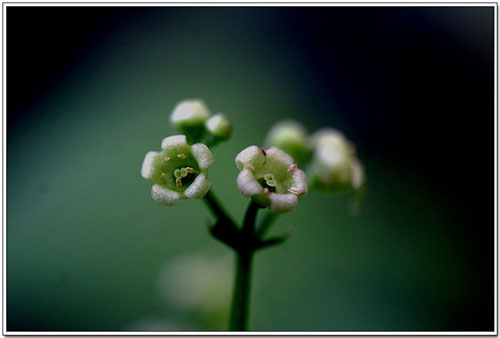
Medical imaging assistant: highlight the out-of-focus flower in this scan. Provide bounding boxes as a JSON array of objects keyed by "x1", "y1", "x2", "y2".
[
  {"x1": 264, "y1": 120, "x2": 311, "y2": 165},
  {"x1": 170, "y1": 99, "x2": 211, "y2": 143},
  {"x1": 157, "y1": 252, "x2": 232, "y2": 330},
  {"x1": 235, "y1": 146, "x2": 308, "y2": 214},
  {"x1": 141, "y1": 135, "x2": 214, "y2": 206},
  {"x1": 308, "y1": 128, "x2": 365, "y2": 191}
]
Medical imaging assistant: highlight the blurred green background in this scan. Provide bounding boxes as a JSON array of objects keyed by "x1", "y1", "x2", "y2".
[{"x1": 7, "y1": 7, "x2": 494, "y2": 331}]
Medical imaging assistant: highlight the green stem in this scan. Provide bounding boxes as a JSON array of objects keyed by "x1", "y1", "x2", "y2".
[
  {"x1": 229, "y1": 251, "x2": 253, "y2": 331},
  {"x1": 229, "y1": 201, "x2": 260, "y2": 331}
]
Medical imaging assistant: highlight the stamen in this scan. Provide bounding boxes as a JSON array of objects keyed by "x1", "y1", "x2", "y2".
[
  {"x1": 177, "y1": 153, "x2": 187, "y2": 159},
  {"x1": 185, "y1": 167, "x2": 194, "y2": 174},
  {"x1": 288, "y1": 164, "x2": 298, "y2": 171},
  {"x1": 288, "y1": 187, "x2": 302, "y2": 195},
  {"x1": 164, "y1": 157, "x2": 171, "y2": 162},
  {"x1": 244, "y1": 163, "x2": 255, "y2": 171},
  {"x1": 264, "y1": 173, "x2": 276, "y2": 187},
  {"x1": 176, "y1": 178, "x2": 183, "y2": 187},
  {"x1": 160, "y1": 172, "x2": 167, "y2": 179}
]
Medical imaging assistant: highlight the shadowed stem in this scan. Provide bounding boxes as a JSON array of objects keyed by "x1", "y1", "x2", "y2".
[{"x1": 229, "y1": 201, "x2": 260, "y2": 331}]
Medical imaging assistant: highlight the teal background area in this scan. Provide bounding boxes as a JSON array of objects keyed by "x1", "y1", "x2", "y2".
[{"x1": 7, "y1": 7, "x2": 494, "y2": 331}]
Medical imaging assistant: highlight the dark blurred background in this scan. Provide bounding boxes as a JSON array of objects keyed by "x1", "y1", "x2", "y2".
[{"x1": 7, "y1": 6, "x2": 495, "y2": 331}]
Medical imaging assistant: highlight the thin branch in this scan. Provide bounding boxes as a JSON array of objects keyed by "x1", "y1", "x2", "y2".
[{"x1": 203, "y1": 189, "x2": 234, "y2": 223}]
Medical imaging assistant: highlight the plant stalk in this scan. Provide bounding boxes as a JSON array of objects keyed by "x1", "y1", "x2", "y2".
[
  {"x1": 229, "y1": 201, "x2": 260, "y2": 331},
  {"x1": 229, "y1": 250, "x2": 253, "y2": 331}
]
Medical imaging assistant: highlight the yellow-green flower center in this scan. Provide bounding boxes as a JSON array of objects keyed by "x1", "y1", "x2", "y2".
[
  {"x1": 253, "y1": 157, "x2": 294, "y2": 194},
  {"x1": 152, "y1": 150, "x2": 200, "y2": 192}
]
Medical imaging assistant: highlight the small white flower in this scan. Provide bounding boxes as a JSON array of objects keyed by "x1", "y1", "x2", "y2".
[
  {"x1": 235, "y1": 146, "x2": 308, "y2": 214},
  {"x1": 141, "y1": 135, "x2": 214, "y2": 206},
  {"x1": 308, "y1": 128, "x2": 365, "y2": 191}
]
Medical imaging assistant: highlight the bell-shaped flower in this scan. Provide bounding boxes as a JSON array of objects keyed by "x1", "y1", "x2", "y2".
[
  {"x1": 141, "y1": 135, "x2": 214, "y2": 206},
  {"x1": 308, "y1": 128, "x2": 365, "y2": 191},
  {"x1": 170, "y1": 99, "x2": 211, "y2": 143},
  {"x1": 235, "y1": 146, "x2": 308, "y2": 214},
  {"x1": 264, "y1": 120, "x2": 312, "y2": 165}
]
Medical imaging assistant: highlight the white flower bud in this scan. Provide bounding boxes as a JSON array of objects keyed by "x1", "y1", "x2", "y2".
[
  {"x1": 205, "y1": 113, "x2": 232, "y2": 141},
  {"x1": 264, "y1": 120, "x2": 312, "y2": 164},
  {"x1": 170, "y1": 99, "x2": 211, "y2": 142}
]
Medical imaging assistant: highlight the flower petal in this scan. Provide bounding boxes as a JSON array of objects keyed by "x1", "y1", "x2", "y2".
[
  {"x1": 161, "y1": 135, "x2": 188, "y2": 151},
  {"x1": 184, "y1": 174, "x2": 211, "y2": 199},
  {"x1": 236, "y1": 168, "x2": 263, "y2": 197},
  {"x1": 266, "y1": 147, "x2": 294, "y2": 166},
  {"x1": 191, "y1": 143, "x2": 214, "y2": 169},
  {"x1": 268, "y1": 192, "x2": 298, "y2": 214},
  {"x1": 291, "y1": 168, "x2": 308, "y2": 197},
  {"x1": 141, "y1": 151, "x2": 159, "y2": 180},
  {"x1": 152, "y1": 184, "x2": 181, "y2": 206},
  {"x1": 235, "y1": 145, "x2": 266, "y2": 170}
]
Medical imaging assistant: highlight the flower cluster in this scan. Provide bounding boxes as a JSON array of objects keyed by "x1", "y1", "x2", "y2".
[
  {"x1": 142, "y1": 99, "x2": 363, "y2": 214},
  {"x1": 140, "y1": 99, "x2": 366, "y2": 333}
]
